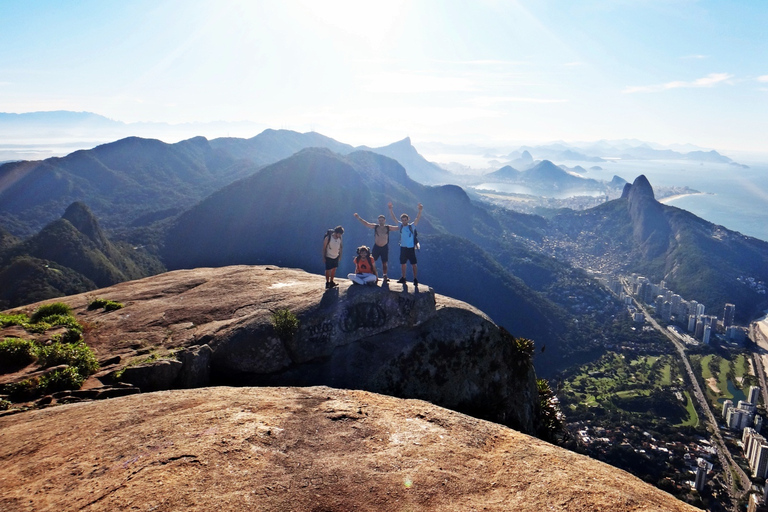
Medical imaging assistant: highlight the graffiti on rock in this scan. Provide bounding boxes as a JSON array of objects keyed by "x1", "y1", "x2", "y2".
[{"x1": 339, "y1": 303, "x2": 388, "y2": 333}]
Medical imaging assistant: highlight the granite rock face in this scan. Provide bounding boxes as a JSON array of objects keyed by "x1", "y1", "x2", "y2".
[
  {"x1": 0, "y1": 386, "x2": 700, "y2": 512},
  {"x1": 2, "y1": 265, "x2": 538, "y2": 433}
]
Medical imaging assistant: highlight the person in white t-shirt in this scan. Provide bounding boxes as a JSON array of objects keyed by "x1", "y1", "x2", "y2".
[{"x1": 322, "y1": 225, "x2": 344, "y2": 289}]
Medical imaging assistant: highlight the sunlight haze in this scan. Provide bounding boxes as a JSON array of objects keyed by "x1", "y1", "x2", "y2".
[{"x1": 1, "y1": 0, "x2": 766, "y2": 151}]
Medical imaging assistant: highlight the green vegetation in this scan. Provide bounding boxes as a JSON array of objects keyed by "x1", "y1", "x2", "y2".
[
  {"x1": 271, "y1": 309, "x2": 300, "y2": 343},
  {"x1": 30, "y1": 302, "x2": 73, "y2": 323},
  {"x1": 87, "y1": 298, "x2": 124, "y2": 311},
  {"x1": 112, "y1": 352, "x2": 161, "y2": 380},
  {"x1": 0, "y1": 304, "x2": 99, "y2": 402},
  {"x1": 0, "y1": 312, "x2": 30, "y2": 328},
  {"x1": 537, "y1": 378, "x2": 564, "y2": 441},
  {"x1": 0, "y1": 337, "x2": 37, "y2": 367},
  {"x1": 36, "y1": 341, "x2": 99, "y2": 376},
  {"x1": 560, "y1": 351, "x2": 696, "y2": 427},
  {"x1": 690, "y1": 350, "x2": 755, "y2": 412},
  {"x1": 679, "y1": 392, "x2": 699, "y2": 428}
]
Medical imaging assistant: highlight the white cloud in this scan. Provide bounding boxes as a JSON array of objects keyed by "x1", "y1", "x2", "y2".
[
  {"x1": 757, "y1": 75, "x2": 768, "y2": 83},
  {"x1": 681, "y1": 54, "x2": 708, "y2": 60},
  {"x1": 564, "y1": 61, "x2": 584, "y2": 67},
  {"x1": 623, "y1": 73, "x2": 734, "y2": 93}
]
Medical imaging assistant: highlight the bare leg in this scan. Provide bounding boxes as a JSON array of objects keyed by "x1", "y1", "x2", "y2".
[{"x1": 412, "y1": 264, "x2": 418, "y2": 280}]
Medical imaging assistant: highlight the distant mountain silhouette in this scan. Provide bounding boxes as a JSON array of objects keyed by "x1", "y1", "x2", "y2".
[
  {"x1": 359, "y1": 137, "x2": 452, "y2": 185},
  {"x1": 209, "y1": 129, "x2": 354, "y2": 166},
  {"x1": 522, "y1": 160, "x2": 603, "y2": 192},
  {"x1": 485, "y1": 165, "x2": 520, "y2": 180}
]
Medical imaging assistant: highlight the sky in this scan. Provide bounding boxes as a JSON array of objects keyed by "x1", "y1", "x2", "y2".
[{"x1": 1, "y1": 0, "x2": 766, "y2": 152}]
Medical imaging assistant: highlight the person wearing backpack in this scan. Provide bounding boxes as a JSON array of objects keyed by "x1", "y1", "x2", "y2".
[
  {"x1": 388, "y1": 201, "x2": 423, "y2": 286},
  {"x1": 347, "y1": 246, "x2": 378, "y2": 285},
  {"x1": 353, "y1": 212, "x2": 398, "y2": 284},
  {"x1": 322, "y1": 225, "x2": 344, "y2": 289}
]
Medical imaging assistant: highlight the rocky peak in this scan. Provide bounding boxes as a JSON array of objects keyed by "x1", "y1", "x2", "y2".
[
  {"x1": 61, "y1": 201, "x2": 109, "y2": 250},
  {"x1": 626, "y1": 174, "x2": 656, "y2": 202},
  {"x1": 622, "y1": 175, "x2": 670, "y2": 258},
  {"x1": 1, "y1": 265, "x2": 539, "y2": 434}
]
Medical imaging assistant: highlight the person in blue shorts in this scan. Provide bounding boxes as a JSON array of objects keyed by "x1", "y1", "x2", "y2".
[
  {"x1": 388, "y1": 202, "x2": 423, "y2": 286},
  {"x1": 353, "y1": 212, "x2": 398, "y2": 283}
]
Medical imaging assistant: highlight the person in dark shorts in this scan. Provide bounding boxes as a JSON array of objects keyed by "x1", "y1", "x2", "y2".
[
  {"x1": 322, "y1": 226, "x2": 344, "y2": 289},
  {"x1": 353, "y1": 212, "x2": 398, "y2": 283},
  {"x1": 388, "y1": 202, "x2": 423, "y2": 286}
]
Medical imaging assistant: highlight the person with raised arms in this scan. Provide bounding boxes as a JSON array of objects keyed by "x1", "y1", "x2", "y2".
[
  {"x1": 353, "y1": 212, "x2": 398, "y2": 284},
  {"x1": 388, "y1": 202, "x2": 423, "y2": 286}
]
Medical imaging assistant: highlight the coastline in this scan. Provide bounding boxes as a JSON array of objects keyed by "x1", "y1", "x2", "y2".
[
  {"x1": 757, "y1": 310, "x2": 768, "y2": 340},
  {"x1": 658, "y1": 192, "x2": 709, "y2": 204}
]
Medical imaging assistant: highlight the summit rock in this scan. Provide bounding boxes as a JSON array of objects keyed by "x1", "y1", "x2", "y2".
[
  {"x1": 1, "y1": 265, "x2": 540, "y2": 433},
  {"x1": 0, "y1": 386, "x2": 700, "y2": 512}
]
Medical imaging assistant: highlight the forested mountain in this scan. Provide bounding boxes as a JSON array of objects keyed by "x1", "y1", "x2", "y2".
[
  {"x1": 0, "y1": 202, "x2": 164, "y2": 310},
  {"x1": 548, "y1": 176, "x2": 768, "y2": 321},
  {"x1": 0, "y1": 131, "x2": 456, "y2": 238},
  {"x1": 162, "y1": 148, "x2": 572, "y2": 367}
]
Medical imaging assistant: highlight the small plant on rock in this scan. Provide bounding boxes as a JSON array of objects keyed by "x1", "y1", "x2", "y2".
[
  {"x1": 271, "y1": 309, "x2": 300, "y2": 343},
  {"x1": 36, "y1": 341, "x2": 99, "y2": 377},
  {"x1": 0, "y1": 313, "x2": 30, "y2": 328},
  {"x1": 39, "y1": 367, "x2": 85, "y2": 393},
  {"x1": 30, "y1": 302, "x2": 73, "y2": 323},
  {"x1": 0, "y1": 338, "x2": 38, "y2": 369},
  {"x1": 87, "y1": 298, "x2": 124, "y2": 311}
]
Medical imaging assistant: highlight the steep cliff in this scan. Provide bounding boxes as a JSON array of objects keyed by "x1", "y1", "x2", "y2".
[{"x1": 1, "y1": 265, "x2": 539, "y2": 434}]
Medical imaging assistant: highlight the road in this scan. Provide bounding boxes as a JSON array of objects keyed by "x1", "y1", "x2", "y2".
[{"x1": 622, "y1": 280, "x2": 749, "y2": 508}]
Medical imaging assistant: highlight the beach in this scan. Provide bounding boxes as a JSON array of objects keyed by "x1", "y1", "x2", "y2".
[{"x1": 658, "y1": 192, "x2": 708, "y2": 204}]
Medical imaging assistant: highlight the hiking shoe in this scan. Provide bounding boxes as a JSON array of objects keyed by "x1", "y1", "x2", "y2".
[
  {"x1": 325, "y1": 282, "x2": 331, "y2": 289},
  {"x1": 397, "y1": 277, "x2": 407, "y2": 284},
  {"x1": 382, "y1": 275, "x2": 389, "y2": 283},
  {"x1": 329, "y1": 281, "x2": 338, "y2": 288},
  {"x1": 413, "y1": 278, "x2": 419, "y2": 286}
]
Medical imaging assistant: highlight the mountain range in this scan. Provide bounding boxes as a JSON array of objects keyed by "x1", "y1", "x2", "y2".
[{"x1": 1, "y1": 129, "x2": 767, "y2": 375}]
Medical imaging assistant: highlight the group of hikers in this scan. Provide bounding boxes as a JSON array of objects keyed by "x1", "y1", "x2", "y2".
[{"x1": 322, "y1": 202, "x2": 423, "y2": 289}]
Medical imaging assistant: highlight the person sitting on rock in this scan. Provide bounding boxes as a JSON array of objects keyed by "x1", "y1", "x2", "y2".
[
  {"x1": 353, "y1": 212, "x2": 398, "y2": 284},
  {"x1": 348, "y1": 246, "x2": 378, "y2": 286}
]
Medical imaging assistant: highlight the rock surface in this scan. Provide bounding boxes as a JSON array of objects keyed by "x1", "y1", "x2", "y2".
[
  {"x1": 0, "y1": 386, "x2": 698, "y2": 512},
  {"x1": 1, "y1": 265, "x2": 538, "y2": 433}
]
